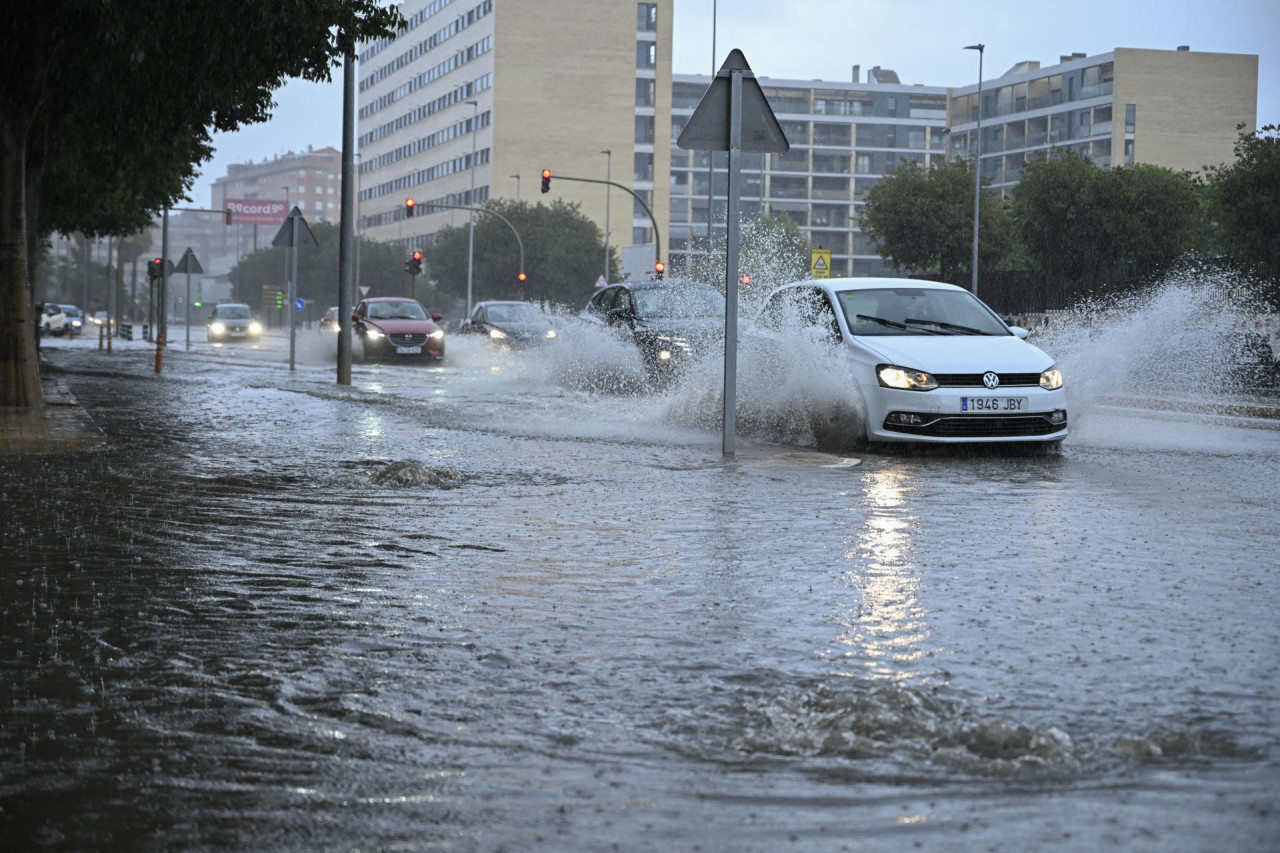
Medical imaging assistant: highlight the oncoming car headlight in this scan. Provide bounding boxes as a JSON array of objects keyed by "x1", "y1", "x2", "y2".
[
  {"x1": 209, "y1": 321, "x2": 226, "y2": 335},
  {"x1": 248, "y1": 321, "x2": 263, "y2": 335},
  {"x1": 877, "y1": 365, "x2": 938, "y2": 391},
  {"x1": 1040, "y1": 366, "x2": 1064, "y2": 390},
  {"x1": 489, "y1": 328, "x2": 507, "y2": 340},
  {"x1": 365, "y1": 327, "x2": 384, "y2": 340},
  {"x1": 429, "y1": 329, "x2": 445, "y2": 340},
  {"x1": 545, "y1": 329, "x2": 556, "y2": 339}
]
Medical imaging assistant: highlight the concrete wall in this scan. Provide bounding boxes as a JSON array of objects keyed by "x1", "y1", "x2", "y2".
[{"x1": 1113, "y1": 48, "x2": 1258, "y2": 176}]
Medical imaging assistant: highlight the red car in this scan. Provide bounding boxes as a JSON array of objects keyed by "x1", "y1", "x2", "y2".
[{"x1": 353, "y1": 297, "x2": 445, "y2": 362}]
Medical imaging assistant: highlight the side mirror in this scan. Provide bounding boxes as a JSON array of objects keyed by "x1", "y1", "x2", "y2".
[
  {"x1": 432, "y1": 313, "x2": 443, "y2": 322},
  {"x1": 1010, "y1": 326, "x2": 1029, "y2": 339},
  {"x1": 607, "y1": 306, "x2": 634, "y2": 324}
]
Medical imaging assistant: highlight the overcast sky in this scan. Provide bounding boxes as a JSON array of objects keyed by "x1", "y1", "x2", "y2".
[{"x1": 194, "y1": 0, "x2": 1278, "y2": 207}]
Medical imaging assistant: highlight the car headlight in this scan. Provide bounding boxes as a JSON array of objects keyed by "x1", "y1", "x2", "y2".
[
  {"x1": 545, "y1": 329, "x2": 556, "y2": 339},
  {"x1": 365, "y1": 327, "x2": 384, "y2": 339},
  {"x1": 209, "y1": 321, "x2": 226, "y2": 335},
  {"x1": 877, "y1": 364, "x2": 938, "y2": 391},
  {"x1": 1040, "y1": 366, "x2": 1064, "y2": 390},
  {"x1": 489, "y1": 328, "x2": 507, "y2": 340},
  {"x1": 248, "y1": 321, "x2": 263, "y2": 335},
  {"x1": 429, "y1": 329, "x2": 445, "y2": 340}
]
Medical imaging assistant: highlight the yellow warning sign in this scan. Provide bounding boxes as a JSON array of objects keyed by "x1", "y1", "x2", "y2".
[{"x1": 810, "y1": 248, "x2": 831, "y2": 279}]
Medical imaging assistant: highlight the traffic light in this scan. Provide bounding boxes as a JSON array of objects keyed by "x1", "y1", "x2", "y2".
[
  {"x1": 739, "y1": 274, "x2": 752, "y2": 286},
  {"x1": 654, "y1": 260, "x2": 665, "y2": 278},
  {"x1": 274, "y1": 290, "x2": 284, "y2": 308},
  {"x1": 541, "y1": 169, "x2": 552, "y2": 193},
  {"x1": 224, "y1": 208, "x2": 233, "y2": 226},
  {"x1": 517, "y1": 271, "x2": 527, "y2": 283},
  {"x1": 405, "y1": 198, "x2": 416, "y2": 217},
  {"x1": 406, "y1": 251, "x2": 423, "y2": 275}
]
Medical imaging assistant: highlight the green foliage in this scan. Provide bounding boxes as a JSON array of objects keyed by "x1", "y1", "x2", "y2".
[
  {"x1": 682, "y1": 213, "x2": 811, "y2": 305},
  {"x1": 1011, "y1": 151, "x2": 1201, "y2": 289},
  {"x1": 861, "y1": 158, "x2": 1012, "y2": 286},
  {"x1": 228, "y1": 222, "x2": 411, "y2": 307},
  {"x1": 422, "y1": 199, "x2": 610, "y2": 311},
  {"x1": 1205, "y1": 124, "x2": 1280, "y2": 282}
]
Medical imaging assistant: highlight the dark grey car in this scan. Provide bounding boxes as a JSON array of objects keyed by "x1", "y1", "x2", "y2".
[{"x1": 580, "y1": 279, "x2": 725, "y2": 380}]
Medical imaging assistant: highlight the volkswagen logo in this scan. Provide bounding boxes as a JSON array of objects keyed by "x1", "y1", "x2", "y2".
[{"x1": 982, "y1": 371, "x2": 1000, "y2": 389}]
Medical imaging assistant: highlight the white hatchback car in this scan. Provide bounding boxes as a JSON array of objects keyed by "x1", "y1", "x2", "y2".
[{"x1": 753, "y1": 278, "x2": 1067, "y2": 445}]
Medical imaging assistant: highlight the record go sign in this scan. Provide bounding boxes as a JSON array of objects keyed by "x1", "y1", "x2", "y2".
[{"x1": 224, "y1": 199, "x2": 288, "y2": 226}]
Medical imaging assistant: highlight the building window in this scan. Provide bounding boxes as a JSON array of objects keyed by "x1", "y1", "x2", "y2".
[
  {"x1": 636, "y1": 41, "x2": 656, "y2": 69},
  {"x1": 1125, "y1": 103, "x2": 1136, "y2": 133},
  {"x1": 634, "y1": 115, "x2": 654, "y2": 144},
  {"x1": 636, "y1": 78, "x2": 655, "y2": 106},
  {"x1": 637, "y1": 3, "x2": 657, "y2": 31},
  {"x1": 634, "y1": 152, "x2": 654, "y2": 181}
]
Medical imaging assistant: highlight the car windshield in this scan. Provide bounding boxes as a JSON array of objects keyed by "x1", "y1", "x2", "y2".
[
  {"x1": 836, "y1": 288, "x2": 1009, "y2": 336},
  {"x1": 61, "y1": 306, "x2": 81, "y2": 317},
  {"x1": 217, "y1": 306, "x2": 252, "y2": 320},
  {"x1": 486, "y1": 304, "x2": 542, "y2": 323},
  {"x1": 633, "y1": 286, "x2": 724, "y2": 318},
  {"x1": 368, "y1": 301, "x2": 427, "y2": 320}
]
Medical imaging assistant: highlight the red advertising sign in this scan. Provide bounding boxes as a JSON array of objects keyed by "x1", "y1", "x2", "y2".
[{"x1": 224, "y1": 198, "x2": 288, "y2": 226}]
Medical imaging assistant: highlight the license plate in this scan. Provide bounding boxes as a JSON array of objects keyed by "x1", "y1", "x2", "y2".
[
  {"x1": 230, "y1": 331, "x2": 246, "y2": 337},
  {"x1": 395, "y1": 345, "x2": 422, "y2": 354},
  {"x1": 961, "y1": 396, "x2": 1028, "y2": 412}
]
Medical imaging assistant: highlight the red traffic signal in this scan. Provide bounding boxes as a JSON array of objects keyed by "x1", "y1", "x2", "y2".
[
  {"x1": 148, "y1": 258, "x2": 164, "y2": 279},
  {"x1": 739, "y1": 274, "x2": 752, "y2": 285},
  {"x1": 412, "y1": 250, "x2": 424, "y2": 261},
  {"x1": 517, "y1": 272, "x2": 527, "y2": 282},
  {"x1": 405, "y1": 198, "x2": 416, "y2": 217},
  {"x1": 654, "y1": 260, "x2": 665, "y2": 277},
  {"x1": 541, "y1": 169, "x2": 552, "y2": 193}
]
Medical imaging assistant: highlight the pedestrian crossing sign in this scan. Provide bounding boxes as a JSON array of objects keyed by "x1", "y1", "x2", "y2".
[{"x1": 810, "y1": 248, "x2": 831, "y2": 279}]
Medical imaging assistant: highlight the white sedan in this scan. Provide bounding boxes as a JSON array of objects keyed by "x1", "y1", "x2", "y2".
[{"x1": 753, "y1": 277, "x2": 1067, "y2": 445}]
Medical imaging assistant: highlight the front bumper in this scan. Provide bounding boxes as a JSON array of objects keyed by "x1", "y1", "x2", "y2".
[{"x1": 864, "y1": 384, "x2": 1068, "y2": 443}]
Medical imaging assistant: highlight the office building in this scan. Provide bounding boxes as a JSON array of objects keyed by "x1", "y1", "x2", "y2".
[
  {"x1": 948, "y1": 46, "x2": 1259, "y2": 194},
  {"x1": 669, "y1": 68, "x2": 949, "y2": 278},
  {"x1": 357, "y1": 0, "x2": 673, "y2": 287}
]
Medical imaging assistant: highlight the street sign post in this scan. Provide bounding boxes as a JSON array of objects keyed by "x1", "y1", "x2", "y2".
[
  {"x1": 677, "y1": 49, "x2": 789, "y2": 457},
  {"x1": 174, "y1": 248, "x2": 204, "y2": 351},
  {"x1": 272, "y1": 207, "x2": 317, "y2": 372}
]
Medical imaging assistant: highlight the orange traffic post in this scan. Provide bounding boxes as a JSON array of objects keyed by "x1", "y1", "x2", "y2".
[{"x1": 154, "y1": 333, "x2": 164, "y2": 373}]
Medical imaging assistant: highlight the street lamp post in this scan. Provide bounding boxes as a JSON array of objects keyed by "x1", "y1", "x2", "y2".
[
  {"x1": 601, "y1": 149, "x2": 611, "y2": 283},
  {"x1": 466, "y1": 99, "x2": 479, "y2": 315},
  {"x1": 964, "y1": 43, "x2": 984, "y2": 297},
  {"x1": 510, "y1": 173, "x2": 520, "y2": 201}
]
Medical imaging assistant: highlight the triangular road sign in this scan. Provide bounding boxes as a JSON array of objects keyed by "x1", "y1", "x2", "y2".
[
  {"x1": 594, "y1": 274, "x2": 608, "y2": 289},
  {"x1": 677, "y1": 49, "x2": 789, "y2": 153},
  {"x1": 271, "y1": 206, "x2": 318, "y2": 249},
  {"x1": 173, "y1": 247, "x2": 203, "y2": 275}
]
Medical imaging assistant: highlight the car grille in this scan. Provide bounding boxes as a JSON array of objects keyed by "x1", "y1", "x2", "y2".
[
  {"x1": 883, "y1": 412, "x2": 1067, "y2": 438},
  {"x1": 933, "y1": 372, "x2": 1042, "y2": 387},
  {"x1": 390, "y1": 333, "x2": 428, "y2": 347}
]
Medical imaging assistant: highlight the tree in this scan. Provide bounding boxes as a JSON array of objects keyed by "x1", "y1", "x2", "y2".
[
  {"x1": 860, "y1": 158, "x2": 1012, "y2": 287},
  {"x1": 681, "y1": 212, "x2": 810, "y2": 306},
  {"x1": 1, "y1": 2, "x2": 400, "y2": 407},
  {"x1": 1205, "y1": 124, "x2": 1280, "y2": 283},
  {"x1": 422, "y1": 199, "x2": 610, "y2": 312},
  {"x1": 1011, "y1": 151, "x2": 1200, "y2": 291}
]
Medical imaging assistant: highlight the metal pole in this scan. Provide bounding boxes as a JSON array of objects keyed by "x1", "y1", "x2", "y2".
[
  {"x1": 965, "y1": 44, "x2": 984, "y2": 296},
  {"x1": 157, "y1": 208, "x2": 168, "y2": 372},
  {"x1": 465, "y1": 99, "x2": 479, "y2": 315},
  {"x1": 281, "y1": 187, "x2": 289, "y2": 328},
  {"x1": 185, "y1": 270, "x2": 191, "y2": 350},
  {"x1": 723, "y1": 66, "x2": 743, "y2": 457},
  {"x1": 289, "y1": 213, "x2": 298, "y2": 371},
  {"x1": 338, "y1": 50, "x2": 356, "y2": 385},
  {"x1": 707, "y1": 0, "x2": 717, "y2": 261},
  {"x1": 601, "y1": 149, "x2": 611, "y2": 282},
  {"x1": 106, "y1": 236, "x2": 114, "y2": 353}
]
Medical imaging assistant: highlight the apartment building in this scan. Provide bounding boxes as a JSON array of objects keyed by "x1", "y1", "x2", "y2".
[
  {"x1": 947, "y1": 46, "x2": 1259, "y2": 194},
  {"x1": 669, "y1": 69, "x2": 949, "y2": 278},
  {"x1": 357, "y1": 0, "x2": 673, "y2": 278}
]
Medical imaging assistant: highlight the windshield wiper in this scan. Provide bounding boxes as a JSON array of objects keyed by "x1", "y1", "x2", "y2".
[
  {"x1": 904, "y1": 317, "x2": 989, "y2": 335},
  {"x1": 855, "y1": 314, "x2": 940, "y2": 334}
]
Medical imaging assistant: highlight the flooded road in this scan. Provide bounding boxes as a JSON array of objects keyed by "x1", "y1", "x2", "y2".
[{"x1": 3, "y1": 312, "x2": 1279, "y2": 851}]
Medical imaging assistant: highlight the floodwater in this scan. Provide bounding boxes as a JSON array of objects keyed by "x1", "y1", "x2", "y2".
[{"x1": 3, "y1": 283, "x2": 1278, "y2": 851}]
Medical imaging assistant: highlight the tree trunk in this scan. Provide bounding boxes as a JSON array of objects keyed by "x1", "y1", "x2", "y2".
[{"x1": 0, "y1": 118, "x2": 42, "y2": 408}]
